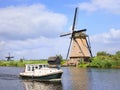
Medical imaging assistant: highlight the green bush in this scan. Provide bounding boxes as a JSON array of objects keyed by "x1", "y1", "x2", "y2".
[
  {"x1": 103, "y1": 61, "x2": 112, "y2": 68},
  {"x1": 89, "y1": 57, "x2": 112, "y2": 68},
  {"x1": 78, "y1": 63, "x2": 89, "y2": 68},
  {"x1": 61, "y1": 60, "x2": 67, "y2": 65}
]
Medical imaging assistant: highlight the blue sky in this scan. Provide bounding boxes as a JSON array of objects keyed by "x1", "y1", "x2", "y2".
[{"x1": 0, "y1": 0, "x2": 120, "y2": 60}]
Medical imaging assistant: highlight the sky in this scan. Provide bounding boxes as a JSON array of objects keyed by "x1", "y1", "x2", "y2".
[{"x1": 0, "y1": 0, "x2": 120, "y2": 60}]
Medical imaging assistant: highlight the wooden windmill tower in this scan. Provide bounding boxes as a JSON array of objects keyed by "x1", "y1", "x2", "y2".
[{"x1": 60, "y1": 7, "x2": 92, "y2": 65}]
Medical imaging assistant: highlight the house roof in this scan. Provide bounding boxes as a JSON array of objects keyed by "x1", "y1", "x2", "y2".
[{"x1": 48, "y1": 56, "x2": 59, "y2": 61}]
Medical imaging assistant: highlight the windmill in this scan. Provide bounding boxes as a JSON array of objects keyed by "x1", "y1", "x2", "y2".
[
  {"x1": 60, "y1": 7, "x2": 92, "y2": 64},
  {"x1": 5, "y1": 52, "x2": 14, "y2": 61}
]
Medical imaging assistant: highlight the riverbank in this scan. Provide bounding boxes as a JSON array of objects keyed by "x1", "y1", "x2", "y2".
[
  {"x1": 0, "y1": 60, "x2": 66, "y2": 67},
  {"x1": 79, "y1": 51, "x2": 120, "y2": 69},
  {"x1": 0, "y1": 59, "x2": 120, "y2": 69},
  {"x1": 0, "y1": 60, "x2": 48, "y2": 67}
]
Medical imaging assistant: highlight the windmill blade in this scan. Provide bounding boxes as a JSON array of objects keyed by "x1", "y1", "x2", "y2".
[
  {"x1": 72, "y1": 7, "x2": 78, "y2": 32},
  {"x1": 74, "y1": 29, "x2": 87, "y2": 33},
  {"x1": 86, "y1": 36, "x2": 93, "y2": 57},
  {"x1": 60, "y1": 33, "x2": 72, "y2": 37},
  {"x1": 11, "y1": 56, "x2": 14, "y2": 58},
  {"x1": 66, "y1": 37, "x2": 73, "y2": 60},
  {"x1": 88, "y1": 36, "x2": 93, "y2": 57}
]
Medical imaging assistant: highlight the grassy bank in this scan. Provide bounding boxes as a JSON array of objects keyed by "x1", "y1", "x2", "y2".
[
  {"x1": 0, "y1": 60, "x2": 48, "y2": 67},
  {"x1": 0, "y1": 60, "x2": 67, "y2": 67},
  {"x1": 1, "y1": 51, "x2": 120, "y2": 68},
  {"x1": 79, "y1": 51, "x2": 120, "y2": 68}
]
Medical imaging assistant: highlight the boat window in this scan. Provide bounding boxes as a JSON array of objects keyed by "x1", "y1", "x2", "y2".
[
  {"x1": 32, "y1": 66, "x2": 34, "y2": 71},
  {"x1": 27, "y1": 65, "x2": 30, "y2": 71},
  {"x1": 45, "y1": 65, "x2": 48, "y2": 67},
  {"x1": 35, "y1": 66, "x2": 38, "y2": 69},
  {"x1": 39, "y1": 65, "x2": 42, "y2": 69}
]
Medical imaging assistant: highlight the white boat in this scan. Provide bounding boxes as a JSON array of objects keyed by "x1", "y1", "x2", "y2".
[{"x1": 19, "y1": 64, "x2": 63, "y2": 81}]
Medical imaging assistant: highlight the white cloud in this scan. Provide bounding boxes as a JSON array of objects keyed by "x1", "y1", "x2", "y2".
[
  {"x1": 0, "y1": 4, "x2": 69, "y2": 60},
  {"x1": 91, "y1": 28, "x2": 120, "y2": 55},
  {"x1": 0, "y1": 4, "x2": 67, "y2": 40},
  {"x1": 78, "y1": 0, "x2": 120, "y2": 14},
  {"x1": 0, "y1": 37, "x2": 69, "y2": 59}
]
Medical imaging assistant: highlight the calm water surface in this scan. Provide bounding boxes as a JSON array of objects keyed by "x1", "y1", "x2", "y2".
[{"x1": 0, "y1": 67, "x2": 120, "y2": 90}]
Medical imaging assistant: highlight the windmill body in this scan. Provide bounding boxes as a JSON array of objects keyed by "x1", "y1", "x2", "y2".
[
  {"x1": 60, "y1": 7, "x2": 92, "y2": 66},
  {"x1": 69, "y1": 31, "x2": 91, "y2": 62}
]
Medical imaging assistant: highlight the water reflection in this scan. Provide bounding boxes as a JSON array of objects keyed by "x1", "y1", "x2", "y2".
[
  {"x1": 23, "y1": 81, "x2": 62, "y2": 90},
  {"x1": 69, "y1": 67, "x2": 88, "y2": 90},
  {"x1": 61, "y1": 67, "x2": 73, "y2": 90}
]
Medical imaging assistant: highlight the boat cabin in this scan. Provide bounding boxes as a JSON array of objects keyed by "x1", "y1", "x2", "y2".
[
  {"x1": 25, "y1": 64, "x2": 48, "y2": 72},
  {"x1": 48, "y1": 56, "x2": 61, "y2": 68},
  {"x1": 48, "y1": 56, "x2": 61, "y2": 65}
]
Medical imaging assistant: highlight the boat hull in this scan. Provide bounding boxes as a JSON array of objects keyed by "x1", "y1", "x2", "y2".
[{"x1": 20, "y1": 72, "x2": 63, "y2": 81}]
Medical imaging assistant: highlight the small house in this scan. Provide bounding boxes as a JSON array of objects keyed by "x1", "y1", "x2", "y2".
[{"x1": 48, "y1": 56, "x2": 61, "y2": 67}]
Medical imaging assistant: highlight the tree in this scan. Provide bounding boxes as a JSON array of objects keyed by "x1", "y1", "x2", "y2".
[
  {"x1": 116, "y1": 51, "x2": 120, "y2": 57},
  {"x1": 56, "y1": 54, "x2": 63, "y2": 60},
  {"x1": 97, "y1": 51, "x2": 110, "y2": 56}
]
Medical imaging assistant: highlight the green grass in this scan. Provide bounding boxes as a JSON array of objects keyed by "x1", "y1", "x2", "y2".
[
  {"x1": 0, "y1": 59, "x2": 67, "y2": 67},
  {"x1": 0, "y1": 60, "x2": 48, "y2": 67}
]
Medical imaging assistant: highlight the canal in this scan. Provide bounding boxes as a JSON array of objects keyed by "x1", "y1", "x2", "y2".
[{"x1": 0, "y1": 67, "x2": 120, "y2": 90}]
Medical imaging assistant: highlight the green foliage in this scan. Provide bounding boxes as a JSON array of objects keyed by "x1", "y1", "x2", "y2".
[
  {"x1": 116, "y1": 51, "x2": 120, "y2": 56},
  {"x1": 0, "y1": 60, "x2": 48, "y2": 67},
  {"x1": 97, "y1": 51, "x2": 110, "y2": 56},
  {"x1": 56, "y1": 54, "x2": 63, "y2": 60},
  {"x1": 78, "y1": 63, "x2": 89, "y2": 68},
  {"x1": 20, "y1": 59, "x2": 23, "y2": 63},
  {"x1": 61, "y1": 60, "x2": 67, "y2": 65},
  {"x1": 89, "y1": 50, "x2": 120, "y2": 68},
  {"x1": 9, "y1": 61, "x2": 17, "y2": 67},
  {"x1": 115, "y1": 51, "x2": 120, "y2": 59},
  {"x1": 0, "y1": 61, "x2": 7, "y2": 66},
  {"x1": 89, "y1": 57, "x2": 112, "y2": 68}
]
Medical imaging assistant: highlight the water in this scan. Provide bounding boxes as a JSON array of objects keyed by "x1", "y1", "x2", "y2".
[
  {"x1": 0, "y1": 67, "x2": 120, "y2": 90},
  {"x1": 88, "y1": 68, "x2": 120, "y2": 90}
]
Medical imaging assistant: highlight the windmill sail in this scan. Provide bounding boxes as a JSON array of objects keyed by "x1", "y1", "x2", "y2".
[{"x1": 72, "y1": 7, "x2": 78, "y2": 31}]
